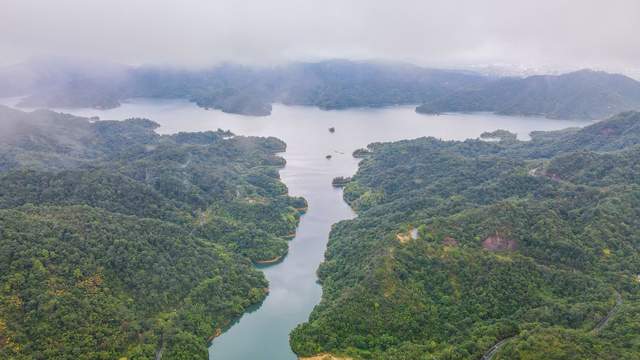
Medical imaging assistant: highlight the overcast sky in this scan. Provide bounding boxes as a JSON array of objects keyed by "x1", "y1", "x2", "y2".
[{"x1": 1, "y1": 0, "x2": 639, "y2": 74}]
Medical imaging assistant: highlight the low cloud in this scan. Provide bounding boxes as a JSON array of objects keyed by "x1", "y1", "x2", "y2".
[{"x1": 1, "y1": 0, "x2": 639, "y2": 74}]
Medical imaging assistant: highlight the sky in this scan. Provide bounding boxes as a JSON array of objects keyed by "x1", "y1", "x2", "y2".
[{"x1": 1, "y1": 0, "x2": 639, "y2": 75}]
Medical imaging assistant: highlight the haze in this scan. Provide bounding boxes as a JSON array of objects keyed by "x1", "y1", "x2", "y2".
[{"x1": 1, "y1": 0, "x2": 639, "y2": 75}]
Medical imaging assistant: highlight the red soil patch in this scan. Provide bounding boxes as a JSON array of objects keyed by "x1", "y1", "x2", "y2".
[
  {"x1": 482, "y1": 235, "x2": 517, "y2": 251},
  {"x1": 443, "y1": 236, "x2": 458, "y2": 247},
  {"x1": 207, "y1": 327, "x2": 223, "y2": 342}
]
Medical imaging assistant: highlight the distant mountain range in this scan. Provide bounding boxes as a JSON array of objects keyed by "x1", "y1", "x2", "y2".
[
  {"x1": 417, "y1": 69, "x2": 640, "y2": 119},
  {"x1": 2, "y1": 58, "x2": 640, "y2": 119},
  {"x1": 0, "y1": 59, "x2": 487, "y2": 116}
]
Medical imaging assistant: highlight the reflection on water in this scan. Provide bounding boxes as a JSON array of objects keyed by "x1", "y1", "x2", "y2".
[{"x1": 1, "y1": 98, "x2": 591, "y2": 359}]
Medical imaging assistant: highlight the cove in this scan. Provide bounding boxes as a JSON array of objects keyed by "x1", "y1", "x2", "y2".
[{"x1": 4, "y1": 98, "x2": 590, "y2": 359}]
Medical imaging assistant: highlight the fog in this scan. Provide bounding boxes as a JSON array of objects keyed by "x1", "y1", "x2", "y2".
[{"x1": 1, "y1": 0, "x2": 639, "y2": 74}]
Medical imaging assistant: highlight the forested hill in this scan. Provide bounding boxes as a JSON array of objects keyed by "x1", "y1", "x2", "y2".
[
  {"x1": 0, "y1": 106, "x2": 306, "y2": 359},
  {"x1": 291, "y1": 111, "x2": 640, "y2": 359},
  {"x1": 417, "y1": 70, "x2": 640, "y2": 120},
  {"x1": 3, "y1": 60, "x2": 640, "y2": 120},
  {"x1": 0, "y1": 59, "x2": 487, "y2": 115}
]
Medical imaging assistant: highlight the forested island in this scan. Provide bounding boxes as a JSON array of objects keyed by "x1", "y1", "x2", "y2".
[
  {"x1": 480, "y1": 129, "x2": 517, "y2": 142},
  {"x1": 291, "y1": 111, "x2": 640, "y2": 359},
  {"x1": 0, "y1": 105, "x2": 305, "y2": 359}
]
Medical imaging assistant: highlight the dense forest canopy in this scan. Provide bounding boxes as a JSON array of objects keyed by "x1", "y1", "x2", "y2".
[
  {"x1": 291, "y1": 111, "x2": 640, "y2": 359},
  {"x1": 0, "y1": 105, "x2": 305, "y2": 359}
]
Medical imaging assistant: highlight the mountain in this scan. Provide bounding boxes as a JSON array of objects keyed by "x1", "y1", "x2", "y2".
[
  {"x1": 0, "y1": 106, "x2": 305, "y2": 359},
  {"x1": 290, "y1": 111, "x2": 640, "y2": 359},
  {"x1": 271, "y1": 60, "x2": 488, "y2": 109},
  {"x1": 417, "y1": 70, "x2": 640, "y2": 119},
  {"x1": 4, "y1": 60, "x2": 640, "y2": 119},
  {"x1": 0, "y1": 59, "x2": 487, "y2": 115}
]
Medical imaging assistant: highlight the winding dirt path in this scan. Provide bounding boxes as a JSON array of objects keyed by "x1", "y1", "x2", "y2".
[
  {"x1": 593, "y1": 291, "x2": 623, "y2": 334},
  {"x1": 480, "y1": 337, "x2": 514, "y2": 360},
  {"x1": 155, "y1": 333, "x2": 165, "y2": 360}
]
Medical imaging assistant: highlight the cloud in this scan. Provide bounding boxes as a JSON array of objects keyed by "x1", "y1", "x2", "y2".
[{"x1": 1, "y1": 0, "x2": 638, "y2": 73}]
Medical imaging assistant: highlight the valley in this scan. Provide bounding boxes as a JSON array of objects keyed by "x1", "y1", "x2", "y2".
[{"x1": 0, "y1": 99, "x2": 591, "y2": 359}]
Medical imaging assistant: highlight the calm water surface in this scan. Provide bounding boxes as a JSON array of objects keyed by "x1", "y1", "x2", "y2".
[{"x1": 1, "y1": 98, "x2": 590, "y2": 359}]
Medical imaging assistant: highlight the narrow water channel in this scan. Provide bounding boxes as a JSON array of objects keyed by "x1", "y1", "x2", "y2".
[
  {"x1": 1, "y1": 98, "x2": 590, "y2": 359},
  {"x1": 209, "y1": 135, "x2": 358, "y2": 359}
]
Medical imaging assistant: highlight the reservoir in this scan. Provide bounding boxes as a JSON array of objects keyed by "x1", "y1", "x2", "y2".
[{"x1": 1, "y1": 98, "x2": 590, "y2": 359}]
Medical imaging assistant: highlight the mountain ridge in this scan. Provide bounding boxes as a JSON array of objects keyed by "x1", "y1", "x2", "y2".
[
  {"x1": 416, "y1": 69, "x2": 640, "y2": 120},
  {"x1": 4, "y1": 60, "x2": 640, "y2": 119}
]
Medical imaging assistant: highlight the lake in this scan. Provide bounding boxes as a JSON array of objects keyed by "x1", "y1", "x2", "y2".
[{"x1": 0, "y1": 98, "x2": 590, "y2": 359}]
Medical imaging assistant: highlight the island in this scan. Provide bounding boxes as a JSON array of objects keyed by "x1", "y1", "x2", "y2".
[
  {"x1": 480, "y1": 129, "x2": 518, "y2": 142},
  {"x1": 352, "y1": 148, "x2": 372, "y2": 158},
  {"x1": 331, "y1": 176, "x2": 351, "y2": 187}
]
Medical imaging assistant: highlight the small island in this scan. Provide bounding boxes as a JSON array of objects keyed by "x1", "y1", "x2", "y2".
[
  {"x1": 290, "y1": 197, "x2": 309, "y2": 213},
  {"x1": 352, "y1": 148, "x2": 372, "y2": 158},
  {"x1": 331, "y1": 176, "x2": 351, "y2": 187},
  {"x1": 480, "y1": 129, "x2": 518, "y2": 142}
]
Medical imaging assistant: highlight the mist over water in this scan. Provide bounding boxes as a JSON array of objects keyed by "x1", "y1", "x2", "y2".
[{"x1": 0, "y1": 98, "x2": 590, "y2": 359}]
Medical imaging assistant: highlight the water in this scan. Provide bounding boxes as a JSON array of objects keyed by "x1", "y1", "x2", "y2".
[{"x1": 1, "y1": 98, "x2": 591, "y2": 359}]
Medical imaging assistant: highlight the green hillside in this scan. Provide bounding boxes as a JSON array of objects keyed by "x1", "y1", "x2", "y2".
[
  {"x1": 0, "y1": 106, "x2": 304, "y2": 359},
  {"x1": 291, "y1": 111, "x2": 640, "y2": 359},
  {"x1": 417, "y1": 70, "x2": 640, "y2": 120}
]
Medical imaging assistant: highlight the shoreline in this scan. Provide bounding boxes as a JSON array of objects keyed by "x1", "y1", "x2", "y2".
[{"x1": 254, "y1": 253, "x2": 286, "y2": 265}]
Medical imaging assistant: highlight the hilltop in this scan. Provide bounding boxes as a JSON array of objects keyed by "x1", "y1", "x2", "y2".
[
  {"x1": 0, "y1": 106, "x2": 305, "y2": 359},
  {"x1": 417, "y1": 70, "x2": 640, "y2": 119},
  {"x1": 291, "y1": 111, "x2": 640, "y2": 359}
]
